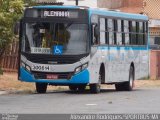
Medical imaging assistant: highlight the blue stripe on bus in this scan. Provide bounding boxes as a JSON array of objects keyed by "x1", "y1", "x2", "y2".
[
  {"x1": 89, "y1": 9, "x2": 148, "y2": 20},
  {"x1": 20, "y1": 67, "x2": 89, "y2": 84},
  {"x1": 98, "y1": 46, "x2": 148, "y2": 50}
]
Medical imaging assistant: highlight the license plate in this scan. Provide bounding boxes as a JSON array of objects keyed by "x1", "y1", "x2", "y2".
[
  {"x1": 46, "y1": 74, "x2": 58, "y2": 79},
  {"x1": 32, "y1": 65, "x2": 50, "y2": 71}
]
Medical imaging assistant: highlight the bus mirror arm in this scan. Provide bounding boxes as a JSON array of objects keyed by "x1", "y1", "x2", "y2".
[{"x1": 13, "y1": 21, "x2": 20, "y2": 35}]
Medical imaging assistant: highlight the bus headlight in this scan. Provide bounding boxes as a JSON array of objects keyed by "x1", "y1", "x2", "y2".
[
  {"x1": 21, "y1": 61, "x2": 31, "y2": 72},
  {"x1": 21, "y1": 62, "x2": 25, "y2": 68},
  {"x1": 82, "y1": 63, "x2": 88, "y2": 70},
  {"x1": 75, "y1": 66, "x2": 82, "y2": 74},
  {"x1": 74, "y1": 62, "x2": 88, "y2": 74},
  {"x1": 26, "y1": 65, "x2": 31, "y2": 72}
]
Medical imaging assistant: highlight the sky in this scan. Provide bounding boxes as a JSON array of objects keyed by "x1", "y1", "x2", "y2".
[{"x1": 57, "y1": 0, "x2": 98, "y2": 7}]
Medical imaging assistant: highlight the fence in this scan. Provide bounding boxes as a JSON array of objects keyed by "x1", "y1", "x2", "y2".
[
  {"x1": 0, "y1": 40, "x2": 19, "y2": 72},
  {"x1": 150, "y1": 50, "x2": 160, "y2": 79}
]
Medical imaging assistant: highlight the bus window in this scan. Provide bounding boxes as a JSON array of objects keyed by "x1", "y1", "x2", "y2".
[
  {"x1": 124, "y1": 20, "x2": 129, "y2": 45},
  {"x1": 114, "y1": 20, "x2": 117, "y2": 45},
  {"x1": 121, "y1": 20, "x2": 125, "y2": 44},
  {"x1": 138, "y1": 22, "x2": 144, "y2": 45},
  {"x1": 100, "y1": 18, "x2": 106, "y2": 44},
  {"x1": 108, "y1": 19, "x2": 114, "y2": 45},
  {"x1": 117, "y1": 20, "x2": 122, "y2": 45},
  {"x1": 105, "y1": 19, "x2": 109, "y2": 44},
  {"x1": 143, "y1": 22, "x2": 147, "y2": 45},
  {"x1": 130, "y1": 21, "x2": 137, "y2": 45}
]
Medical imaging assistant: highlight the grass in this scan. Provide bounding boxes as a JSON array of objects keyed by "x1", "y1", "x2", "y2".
[
  {"x1": 0, "y1": 73, "x2": 68, "y2": 94},
  {"x1": 0, "y1": 67, "x2": 3, "y2": 75},
  {"x1": 0, "y1": 72, "x2": 160, "y2": 94}
]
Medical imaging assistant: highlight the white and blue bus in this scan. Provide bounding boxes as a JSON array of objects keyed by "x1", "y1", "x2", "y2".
[{"x1": 18, "y1": 4, "x2": 149, "y2": 93}]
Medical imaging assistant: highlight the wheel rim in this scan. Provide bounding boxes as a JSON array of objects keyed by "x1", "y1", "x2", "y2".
[
  {"x1": 129, "y1": 72, "x2": 134, "y2": 88},
  {"x1": 98, "y1": 73, "x2": 101, "y2": 90}
]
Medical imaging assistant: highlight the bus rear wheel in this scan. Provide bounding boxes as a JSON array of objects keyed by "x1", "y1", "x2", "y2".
[
  {"x1": 115, "y1": 66, "x2": 134, "y2": 91},
  {"x1": 36, "y1": 83, "x2": 47, "y2": 93}
]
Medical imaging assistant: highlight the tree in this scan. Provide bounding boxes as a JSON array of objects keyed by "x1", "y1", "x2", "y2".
[{"x1": 0, "y1": 0, "x2": 24, "y2": 74}]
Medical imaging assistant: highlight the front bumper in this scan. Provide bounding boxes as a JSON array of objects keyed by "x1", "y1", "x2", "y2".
[{"x1": 19, "y1": 67, "x2": 89, "y2": 85}]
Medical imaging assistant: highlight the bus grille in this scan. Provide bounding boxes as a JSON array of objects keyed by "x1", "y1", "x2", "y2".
[
  {"x1": 32, "y1": 71, "x2": 74, "y2": 80},
  {"x1": 22, "y1": 52, "x2": 89, "y2": 64}
]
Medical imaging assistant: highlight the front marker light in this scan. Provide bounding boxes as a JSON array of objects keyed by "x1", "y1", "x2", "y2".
[
  {"x1": 21, "y1": 62, "x2": 25, "y2": 68},
  {"x1": 26, "y1": 65, "x2": 31, "y2": 72},
  {"x1": 75, "y1": 66, "x2": 81, "y2": 74},
  {"x1": 82, "y1": 63, "x2": 88, "y2": 70}
]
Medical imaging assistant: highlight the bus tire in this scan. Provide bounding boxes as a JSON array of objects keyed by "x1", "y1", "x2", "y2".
[
  {"x1": 115, "y1": 66, "x2": 134, "y2": 91},
  {"x1": 115, "y1": 83, "x2": 123, "y2": 91},
  {"x1": 69, "y1": 85, "x2": 78, "y2": 91},
  {"x1": 124, "y1": 66, "x2": 134, "y2": 91},
  {"x1": 90, "y1": 84, "x2": 100, "y2": 93},
  {"x1": 36, "y1": 83, "x2": 47, "y2": 93},
  {"x1": 90, "y1": 70, "x2": 102, "y2": 93},
  {"x1": 78, "y1": 85, "x2": 86, "y2": 92}
]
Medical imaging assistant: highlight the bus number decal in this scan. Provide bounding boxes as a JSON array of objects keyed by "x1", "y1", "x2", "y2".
[{"x1": 32, "y1": 65, "x2": 50, "y2": 71}]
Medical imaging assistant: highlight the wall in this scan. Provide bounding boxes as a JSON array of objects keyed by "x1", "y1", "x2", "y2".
[
  {"x1": 57, "y1": 0, "x2": 97, "y2": 7},
  {"x1": 143, "y1": 0, "x2": 160, "y2": 19},
  {"x1": 97, "y1": 0, "x2": 123, "y2": 9},
  {"x1": 98, "y1": 0, "x2": 143, "y2": 9}
]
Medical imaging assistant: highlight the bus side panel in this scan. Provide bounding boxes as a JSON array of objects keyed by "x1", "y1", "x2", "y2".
[{"x1": 88, "y1": 47, "x2": 103, "y2": 84}]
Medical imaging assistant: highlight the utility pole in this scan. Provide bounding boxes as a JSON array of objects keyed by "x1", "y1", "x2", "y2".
[{"x1": 76, "y1": 0, "x2": 78, "y2": 6}]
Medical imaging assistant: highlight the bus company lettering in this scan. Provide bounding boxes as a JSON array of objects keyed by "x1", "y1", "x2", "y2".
[{"x1": 44, "y1": 11, "x2": 70, "y2": 17}]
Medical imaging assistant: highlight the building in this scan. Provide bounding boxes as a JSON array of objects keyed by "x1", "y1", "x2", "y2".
[
  {"x1": 57, "y1": 0, "x2": 97, "y2": 7},
  {"x1": 143, "y1": 0, "x2": 160, "y2": 46},
  {"x1": 36, "y1": 0, "x2": 98, "y2": 7},
  {"x1": 98, "y1": 0, "x2": 160, "y2": 46},
  {"x1": 98, "y1": 0, "x2": 143, "y2": 14}
]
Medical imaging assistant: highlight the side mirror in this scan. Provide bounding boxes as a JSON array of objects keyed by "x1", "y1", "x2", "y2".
[
  {"x1": 94, "y1": 24, "x2": 99, "y2": 38},
  {"x1": 13, "y1": 21, "x2": 20, "y2": 35},
  {"x1": 92, "y1": 23, "x2": 99, "y2": 45}
]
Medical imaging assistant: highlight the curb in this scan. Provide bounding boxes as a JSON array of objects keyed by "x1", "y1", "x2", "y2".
[{"x1": 0, "y1": 91, "x2": 8, "y2": 95}]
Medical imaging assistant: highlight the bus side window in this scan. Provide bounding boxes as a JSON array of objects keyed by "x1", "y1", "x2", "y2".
[
  {"x1": 100, "y1": 18, "x2": 106, "y2": 44},
  {"x1": 105, "y1": 19, "x2": 109, "y2": 44},
  {"x1": 114, "y1": 20, "x2": 117, "y2": 45},
  {"x1": 130, "y1": 21, "x2": 137, "y2": 45},
  {"x1": 121, "y1": 20, "x2": 125, "y2": 45},
  {"x1": 92, "y1": 23, "x2": 99, "y2": 45},
  {"x1": 108, "y1": 19, "x2": 114, "y2": 45},
  {"x1": 138, "y1": 22, "x2": 144, "y2": 45},
  {"x1": 143, "y1": 22, "x2": 147, "y2": 45},
  {"x1": 117, "y1": 19, "x2": 122, "y2": 45},
  {"x1": 124, "y1": 20, "x2": 129, "y2": 45}
]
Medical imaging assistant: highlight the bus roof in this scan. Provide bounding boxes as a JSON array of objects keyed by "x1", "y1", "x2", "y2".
[
  {"x1": 89, "y1": 8, "x2": 148, "y2": 21},
  {"x1": 32, "y1": 5, "x2": 148, "y2": 21},
  {"x1": 33, "y1": 5, "x2": 84, "y2": 9}
]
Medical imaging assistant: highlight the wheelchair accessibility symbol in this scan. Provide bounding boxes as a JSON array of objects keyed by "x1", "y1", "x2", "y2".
[{"x1": 53, "y1": 45, "x2": 63, "y2": 55}]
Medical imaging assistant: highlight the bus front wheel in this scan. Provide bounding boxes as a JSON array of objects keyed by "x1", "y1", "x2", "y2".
[
  {"x1": 90, "y1": 71, "x2": 102, "y2": 93},
  {"x1": 36, "y1": 83, "x2": 47, "y2": 93},
  {"x1": 69, "y1": 85, "x2": 78, "y2": 91}
]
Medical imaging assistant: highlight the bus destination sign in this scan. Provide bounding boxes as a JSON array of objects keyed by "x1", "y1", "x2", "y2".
[
  {"x1": 44, "y1": 11, "x2": 70, "y2": 17},
  {"x1": 24, "y1": 8, "x2": 88, "y2": 20}
]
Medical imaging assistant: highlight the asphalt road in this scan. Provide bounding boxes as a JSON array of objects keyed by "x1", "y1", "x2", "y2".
[{"x1": 0, "y1": 88, "x2": 160, "y2": 114}]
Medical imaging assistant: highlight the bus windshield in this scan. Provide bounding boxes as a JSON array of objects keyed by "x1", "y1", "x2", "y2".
[{"x1": 22, "y1": 22, "x2": 88, "y2": 55}]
